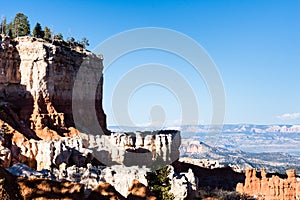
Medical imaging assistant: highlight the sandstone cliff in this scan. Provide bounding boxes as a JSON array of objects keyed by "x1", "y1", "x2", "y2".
[
  {"x1": 236, "y1": 168, "x2": 300, "y2": 200},
  {"x1": 0, "y1": 36, "x2": 192, "y2": 199},
  {"x1": 0, "y1": 36, "x2": 108, "y2": 140}
]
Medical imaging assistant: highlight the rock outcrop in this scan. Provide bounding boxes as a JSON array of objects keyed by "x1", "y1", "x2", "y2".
[
  {"x1": 236, "y1": 168, "x2": 300, "y2": 200},
  {"x1": 172, "y1": 160, "x2": 245, "y2": 191},
  {"x1": 3, "y1": 129, "x2": 183, "y2": 198},
  {"x1": 83, "y1": 130, "x2": 181, "y2": 168},
  {"x1": 7, "y1": 162, "x2": 198, "y2": 199},
  {"x1": 169, "y1": 166, "x2": 198, "y2": 200},
  {"x1": 0, "y1": 36, "x2": 190, "y2": 199},
  {"x1": 3, "y1": 129, "x2": 180, "y2": 171},
  {"x1": 101, "y1": 165, "x2": 150, "y2": 197},
  {"x1": 6, "y1": 133, "x2": 91, "y2": 170},
  {"x1": 0, "y1": 36, "x2": 108, "y2": 141},
  {"x1": 0, "y1": 36, "x2": 181, "y2": 168}
]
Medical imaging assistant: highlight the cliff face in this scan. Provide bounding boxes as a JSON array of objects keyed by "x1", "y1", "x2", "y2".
[
  {"x1": 0, "y1": 36, "x2": 190, "y2": 199},
  {"x1": 0, "y1": 36, "x2": 108, "y2": 139},
  {"x1": 236, "y1": 168, "x2": 300, "y2": 200},
  {"x1": 83, "y1": 130, "x2": 181, "y2": 168},
  {"x1": 0, "y1": 37, "x2": 182, "y2": 170}
]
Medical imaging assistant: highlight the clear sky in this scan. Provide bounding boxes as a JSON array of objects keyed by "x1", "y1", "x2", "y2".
[{"x1": 1, "y1": 0, "x2": 300, "y2": 126}]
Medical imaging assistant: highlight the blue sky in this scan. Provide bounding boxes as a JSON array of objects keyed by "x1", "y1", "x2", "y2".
[{"x1": 1, "y1": 0, "x2": 300, "y2": 126}]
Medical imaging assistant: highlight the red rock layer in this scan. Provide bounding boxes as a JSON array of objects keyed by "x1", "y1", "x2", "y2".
[{"x1": 236, "y1": 168, "x2": 300, "y2": 200}]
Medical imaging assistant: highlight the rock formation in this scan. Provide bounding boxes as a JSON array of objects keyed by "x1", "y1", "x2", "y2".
[
  {"x1": 101, "y1": 165, "x2": 150, "y2": 197},
  {"x1": 0, "y1": 36, "x2": 181, "y2": 169},
  {"x1": 236, "y1": 168, "x2": 300, "y2": 200},
  {"x1": 0, "y1": 36, "x2": 108, "y2": 140},
  {"x1": 3, "y1": 126, "x2": 184, "y2": 198},
  {"x1": 172, "y1": 160, "x2": 245, "y2": 191},
  {"x1": 169, "y1": 166, "x2": 198, "y2": 200},
  {"x1": 9, "y1": 136, "x2": 92, "y2": 171},
  {"x1": 0, "y1": 35, "x2": 190, "y2": 199},
  {"x1": 7, "y1": 162, "x2": 198, "y2": 199},
  {"x1": 1, "y1": 129, "x2": 180, "y2": 172},
  {"x1": 83, "y1": 130, "x2": 181, "y2": 168}
]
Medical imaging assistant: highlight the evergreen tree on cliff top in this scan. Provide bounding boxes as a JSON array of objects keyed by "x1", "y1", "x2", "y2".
[
  {"x1": 81, "y1": 37, "x2": 89, "y2": 48},
  {"x1": 43, "y1": 26, "x2": 51, "y2": 40},
  {"x1": 11, "y1": 13, "x2": 30, "y2": 37},
  {"x1": 0, "y1": 17, "x2": 7, "y2": 35},
  {"x1": 32, "y1": 23, "x2": 44, "y2": 38},
  {"x1": 54, "y1": 33, "x2": 63, "y2": 40}
]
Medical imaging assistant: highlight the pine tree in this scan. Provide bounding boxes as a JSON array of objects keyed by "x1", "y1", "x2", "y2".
[
  {"x1": 43, "y1": 26, "x2": 51, "y2": 40},
  {"x1": 32, "y1": 23, "x2": 44, "y2": 38},
  {"x1": 147, "y1": 166, "x2": 174, "y2": 200},
  {"x1": 0, "y1": 17, "x2": 6, "y2": 35},
  {"x1": 81, "y1": 37, "x2": 89, "y2": 48},
  {"x1": 8, "y1": 29, "x2": 12, "y2": 38},
  {"x1": 12, "y1": 13, "x2": 30, "y2": 37},
  {"x1": 68, "y1": 37, "x2": 75, "y2": 43},
  {"x1": 55, "y1": 33, "x2": 63, "y2": 40}
]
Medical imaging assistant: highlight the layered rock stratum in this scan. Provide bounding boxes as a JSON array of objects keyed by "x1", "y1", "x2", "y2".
[
  {"x1": 236, "y1": 168, "x2": 300, "y2": 200},
  {"x1": 0, "y1": 36, "x2": 108, "y2": 140},
  {"x1": 0, "y1": 36, "x2": 196, "y2": 199}
]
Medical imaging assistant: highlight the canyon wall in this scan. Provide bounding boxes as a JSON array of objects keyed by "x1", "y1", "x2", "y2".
[
  {"x1": 0, "y1": 36, "x2": 108, "y2": 139},
  {"x1": 0, "y1": 36, "x2": 181, "y2": 170},
  {"x1": 236, "y1": 168, "x2": 300, "y2": 200},
  {"x1": 0, "y1": 36, "x2": 191, "y2": 199}
]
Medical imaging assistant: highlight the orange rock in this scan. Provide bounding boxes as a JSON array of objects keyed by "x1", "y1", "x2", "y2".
[
  {"x1": 64, "y1": 127, "x2": 80, "y2": 137},
  {"x1": 236, "y1": 168, "x2": 299, "y2": 200},
  {"x1": 35, "y1": 127, "x2": 61, "y2": 140},
  {"x1": 0, "y1": 36, "x2": 109, "y2": 144}
]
